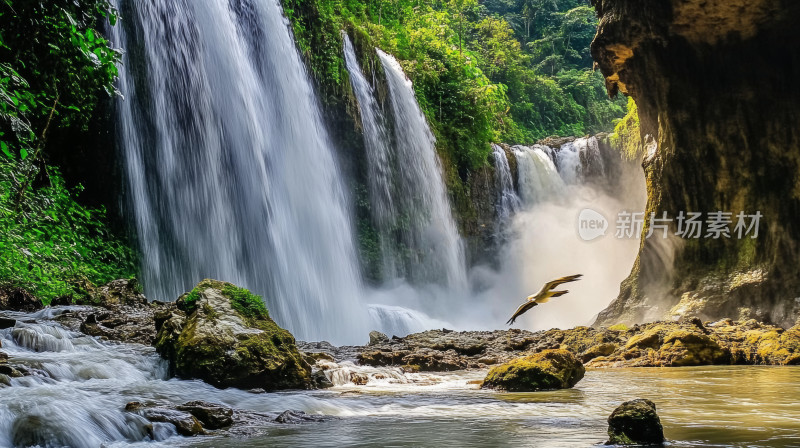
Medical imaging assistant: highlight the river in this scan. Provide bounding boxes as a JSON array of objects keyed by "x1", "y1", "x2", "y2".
[{"x1": 1, "y1": 308, "x2": 798, "y2": 447}]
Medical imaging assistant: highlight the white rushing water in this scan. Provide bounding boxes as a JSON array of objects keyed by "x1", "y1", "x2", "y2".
[
  {"x1": 112, "y1": 0, "x2": 368, "y2": 343},
  {"x1": 512, "y1": 144, "x2": 566, "y2": 206},
  {"x1": 555, "y1": 136, "x2": 606, "y2": 185},
  {"x1": 374, "y1": 49, "x2": 468, "y2": 291},
  {"x1": 491, "y1": 145, "x2": 521, "y2": 236},
  {"x1": 342, "y1": 35, "x2": 398, "y2": 279},
  {"x1": 3, "y1": 309, "x2": 799, "y2": 448}
]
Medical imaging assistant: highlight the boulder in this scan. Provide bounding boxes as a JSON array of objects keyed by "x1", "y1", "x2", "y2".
[
  {"x1": 0, "y1": 288, "x2": 42, "y2": 312},
  {"x1": 139, "y1": 408, "x2": 204, "y2": 436},
  {"x1": 368, "y1": 330, "x2": 389, "y2": 346},
  {"x1": 154, "y1": 279, "x2": 312, "y2": 390},
  {"x1": 481, "y1": 349, "x2": 585, "y2": 391},
  {"x1": 607, "y1": 399, "x2": 665, "y2": 445},
  {"x1": 176, "y1": 401, "x2": 234, "y2": 429}
]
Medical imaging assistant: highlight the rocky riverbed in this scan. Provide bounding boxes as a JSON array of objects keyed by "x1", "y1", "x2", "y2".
[
  {"x1": 3, "y1": 280, "x2": 799, "y2": 383},
  {"x1": 351, "y1": 317, "x2": 800, "y2": 373},
  {"x1": 1, "y1": 279, "x2": 800, "y2": 445}
]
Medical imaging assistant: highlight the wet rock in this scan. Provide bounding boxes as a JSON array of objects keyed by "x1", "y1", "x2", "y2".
[
  {"x1": 0, "y1": 317, "x2": 17, "y2": 329},
  {"x1": 607, "y1": 399, "x2": 664, "y2": 445},
  {"x1": 0, "y1": 288, "x2": 42, "y2": 312},
  {"x1": 350, "y1": 372, "x2": 369, "y2": 385},
  {"x1": 305, "y1": 351, "x2": 335, "y2": 363},
  {"x1": 659, "y1": 330, "x2": 729, "y2": 366},
  {"x1": 350, "y1": 319, "x2": 800, "y2": 371},
  {"x1": 139, "y1": 408, "x2": 204, "y2": 436},
  {"x1": 481, "y1": 349, "x2": 585, "y2": 391},
  {"x1": 274, "y1": 410, "x2": 328, "y2": 424},
  {"x1": 177, "y1": 401, "x2": 234, "y2": 429},
  {"x1": 76, "y1": 278, "x2": 148, "y2": 308},
  {"x1": 0, "y1": 365, "x2": 24, "y2": 378},
  {"x1": 63, "y1": 305, "x2": 164, "y2": 345},
  {"x1": 581, "y1": 343, "x2": 618, "y2": 362},
  {"x1": 154, "y1": 279, "x2": 312, "y2": 390},
  {"x1": 369, "y1": 330, "x2": 389, "y2": 346},
  {"x1": 311, "y1": 369, "x2": 334, "y2": 388}
]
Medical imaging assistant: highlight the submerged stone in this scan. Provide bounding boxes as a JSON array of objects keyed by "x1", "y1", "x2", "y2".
[
  {"x1": 481, "y1": 349, "x2": 585, "y2": 391},
  {"x1": 154, "y1": 279, "x2": 312, "y2": 390},
  {"x1": 607, "y1": 399, "x2": 665, "y2": 445}
]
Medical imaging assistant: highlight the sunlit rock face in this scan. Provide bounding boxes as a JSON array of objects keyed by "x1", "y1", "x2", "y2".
[{"x1": 591, "y1": 0, "x2": 800, "y2": 327}]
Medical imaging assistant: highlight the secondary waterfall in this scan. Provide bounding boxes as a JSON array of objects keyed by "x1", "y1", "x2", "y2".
[
  {"x1": 554, "y1": 136, "x2": 606, "y2": 185},
  {"x1": 112, "y1": 0, "x2": 368, "y2": 343},
  {"x1": 375, "y1": 49, "x2": 467, "y2": 289},
  {"x1": 342, "y1": 35, "x2": 398, "y2": 278},
  {"x1": 343, "y1": 44, "x2": 466, "y2": 290},
  {"x1": 512, "y1": 145, "x2": 565, "y2": 206},
  {"x1": 492, "y1": 145, "x2": 521, "y2": 229}
]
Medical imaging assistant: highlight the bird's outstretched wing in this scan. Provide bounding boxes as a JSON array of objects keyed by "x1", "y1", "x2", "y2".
[
  {"x1": 506, "y1": 300, "x2": 538, "y2": 325},
  {"x1": 540, "y1": 274, "x2": 582, "y2": 294},
  {"x1": 507, "y1": 274, "x2": 582, "y2": 326}
]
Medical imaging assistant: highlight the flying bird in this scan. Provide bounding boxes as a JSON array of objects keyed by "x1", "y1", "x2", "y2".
[{"x1": 506, "y1": 274, "x2": 583, "y2": 325}]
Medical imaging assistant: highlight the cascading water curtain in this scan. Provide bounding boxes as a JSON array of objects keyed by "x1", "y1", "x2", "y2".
[{"x1": 112, "y1": 0, "x2": 368, "y2": 344}]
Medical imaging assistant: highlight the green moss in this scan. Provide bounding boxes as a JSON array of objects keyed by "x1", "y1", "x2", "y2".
[
  {"x1": 610, "y1": 97, "x2": 642, "y2": 161},
  {"x1": 482, "y1": 349, "x2": 584, "y2": 391},
  {"x1": 221, "y1": 284, "x2": 268, "y2": 319},
  {"x1": 608, "y1": 323, "x2": 630, "y2": 331}
]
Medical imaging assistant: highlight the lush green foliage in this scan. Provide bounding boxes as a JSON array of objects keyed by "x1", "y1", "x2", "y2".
[
  {"x1": 0, "y1": 160, "x2": 136, "y2": 302},
  {"x1": 282, "y1": 0, "x2": 624, "y2": 172},
  {"x1": 0, "y1": 0, "x2": 135, "y2": 301},
  {"x1": 0, "y1": 0, "x2": 120, "y2": 160}
]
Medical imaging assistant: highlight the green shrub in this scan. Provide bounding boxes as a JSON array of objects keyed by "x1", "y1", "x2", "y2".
[{"x1": 0, "y1": 160, "x2": 136, "y2": 303}]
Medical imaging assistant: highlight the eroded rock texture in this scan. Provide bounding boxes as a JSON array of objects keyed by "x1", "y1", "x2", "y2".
[{"x1": 591, "y1": 0, "x2": 800, "y2": 326}]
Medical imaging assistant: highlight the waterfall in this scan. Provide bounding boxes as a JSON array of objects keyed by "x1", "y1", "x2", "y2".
[
  {"x1": 554, "y1": 136, "x2": 605, "y2": 185},
  {"x1": 492, "y1": 144, "x2": 521, "y2": 225},
  {"x1": 512, "y1": 144, "x2": 565, "y2": 206},
  {"x1": 112, "y1": 0, "x2": 368, "y2": 343},
  {"x1": 341, "y1": 42, "x2": 467, "y2": 290},
  {"x1": 342, "y1": 35, "x2": 399, "y2": 279}
]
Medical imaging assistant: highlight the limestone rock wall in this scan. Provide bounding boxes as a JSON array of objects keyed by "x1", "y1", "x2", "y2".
[{"x1": 591, "y1": 0, "x2": 800, "y2": 326}]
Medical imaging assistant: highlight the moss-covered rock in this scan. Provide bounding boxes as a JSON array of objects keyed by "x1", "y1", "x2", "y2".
[
  {"x1": 481, "y1": 349, "x2": 585, "y2": 391},
  {"x1": 607, "y1": 399, "x2": 665, "y2": 445},
  {"x1": 154, "y1": 279, "x2": 312, "y2": 390}
]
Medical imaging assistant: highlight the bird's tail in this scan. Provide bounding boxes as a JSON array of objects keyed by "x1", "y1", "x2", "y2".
[{"x1": 550, "y1": 290, "x2": 569, "y2": 298}]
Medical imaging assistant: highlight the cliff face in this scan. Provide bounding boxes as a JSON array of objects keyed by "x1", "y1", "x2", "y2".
[{"x1": 591, "y1": 0, "x2": 800, "y2": 327}]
